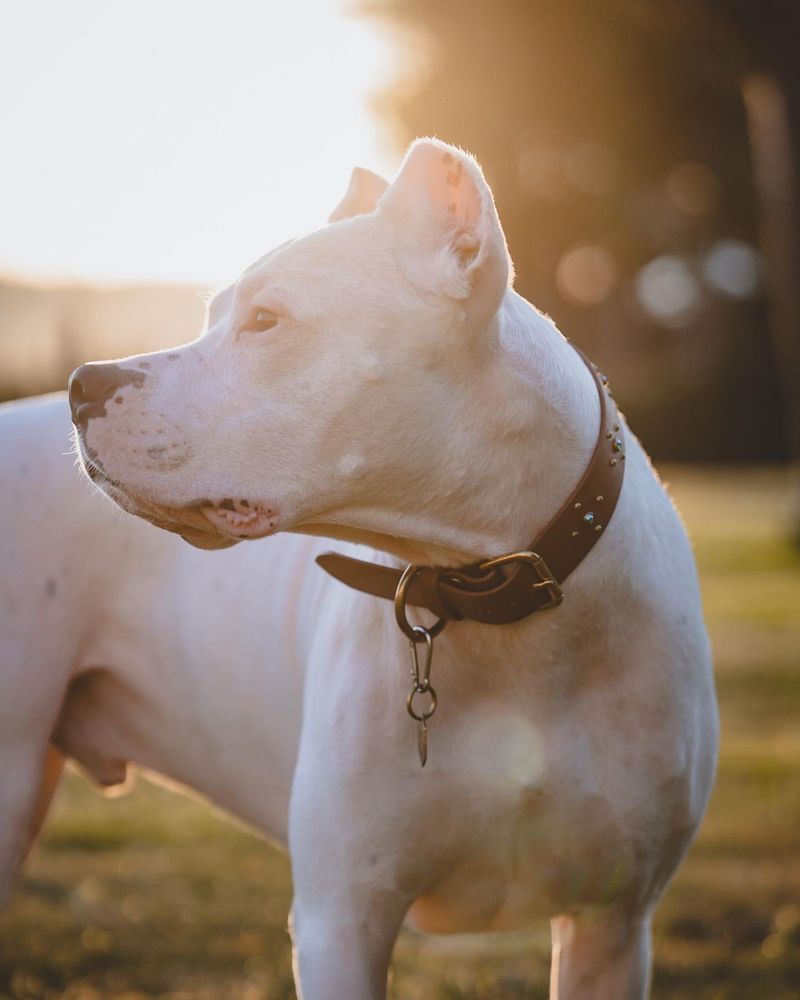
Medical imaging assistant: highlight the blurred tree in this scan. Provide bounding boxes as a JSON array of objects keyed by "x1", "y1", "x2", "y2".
[
  {"x1": 364, "y1": 0, "x2": 795, "y2": 470},
  {"x1": 707, "y1": 0, "x2": 800, "y2": 538}
]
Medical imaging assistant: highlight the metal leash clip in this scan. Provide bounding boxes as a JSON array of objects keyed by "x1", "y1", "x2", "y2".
[
  {"x1": 394, "y1": 564, "x2": 446, "y2": 766},
  {"x1": 406, "y1": 626, "x2": 437, "y2": 766}
]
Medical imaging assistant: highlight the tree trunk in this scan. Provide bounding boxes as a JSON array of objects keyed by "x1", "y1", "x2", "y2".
[{"x1": 742, "y1": 73, "x2": 800, "y2": 541}]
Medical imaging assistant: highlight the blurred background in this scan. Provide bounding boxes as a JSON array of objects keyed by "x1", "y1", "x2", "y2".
[{"x1": 1, "y1": 1, "x2": 798, "y2": 998}]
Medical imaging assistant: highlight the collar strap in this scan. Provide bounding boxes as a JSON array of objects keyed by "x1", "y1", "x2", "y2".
[{"x1": 316, "y1": 348, "x2": 625, "y2": 626}]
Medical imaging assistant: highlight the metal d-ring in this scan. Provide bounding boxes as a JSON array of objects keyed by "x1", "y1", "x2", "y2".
[{"x1": 394, "y1": 563, "x2": 448, "y2": 641}]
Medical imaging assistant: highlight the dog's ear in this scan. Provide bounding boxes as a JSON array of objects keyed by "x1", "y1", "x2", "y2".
[
  {"x1": 381, "y1": 138, "x2": 513, "y2": 328},
  {"x1": 329, "y1": 167, "x2": 390, "y2": 223}
]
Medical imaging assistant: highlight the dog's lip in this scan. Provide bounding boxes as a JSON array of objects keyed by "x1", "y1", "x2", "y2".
[
  {"x1": 199, "y1": 502, "x2": 278, "y2": 539},
  {"x1": 76, "y1": 449, "x2": 216, "y2": 537}
]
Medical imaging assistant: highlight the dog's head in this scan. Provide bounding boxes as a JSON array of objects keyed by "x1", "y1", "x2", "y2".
[{"x1": 70, "y1": 139, "x2": 515, "y2": 558}]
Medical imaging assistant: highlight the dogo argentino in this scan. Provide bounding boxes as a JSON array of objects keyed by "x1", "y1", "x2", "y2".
[{"x1": 0, "y1": 138, "x2": 718, "y2": 999}]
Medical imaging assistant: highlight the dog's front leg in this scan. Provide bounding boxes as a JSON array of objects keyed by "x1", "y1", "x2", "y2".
[
  {"x1": 289, "y1": 883, "x2": 408, "y2": 1000},
  {"x1": 287, "y1": 657, "x2": 417, "y2": 999},
  {"x1": 288, "y1": 770, "x2": 411, "y2": 1000},
  {"x1": 549, "y1": 908, "x2": 653, "y2": 1000}
]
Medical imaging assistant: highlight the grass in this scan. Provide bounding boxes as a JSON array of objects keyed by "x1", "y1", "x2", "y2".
[{"x1": 1, "y1": 465, "x2": 799, "y2": 998}]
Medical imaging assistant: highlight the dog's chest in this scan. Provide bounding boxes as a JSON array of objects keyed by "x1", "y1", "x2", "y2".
[{"x1": 399, "y1": 703, "x2": 633, "y2": 934}]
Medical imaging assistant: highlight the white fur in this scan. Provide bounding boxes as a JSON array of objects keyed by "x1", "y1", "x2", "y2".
[{"x1": 0, "y1": 139, "x2": 717, "y2": 999}]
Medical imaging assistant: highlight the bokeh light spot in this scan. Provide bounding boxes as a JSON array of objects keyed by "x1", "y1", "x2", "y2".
[
  {"x1": 563, "y1": 141, "x2": 619, "y2": 196},
  {"x1": 556, "y1": 244, "x2": 616, "y2": 305},
  {"x1": 702, "y1": 239, "x2": 760, "y2": 298},
  {"x1": 636, "y1": 254, "x2": 702, "y2": 327},
  {"x1": 517, "y1": 147, "x2": 565, "y2": 201}
]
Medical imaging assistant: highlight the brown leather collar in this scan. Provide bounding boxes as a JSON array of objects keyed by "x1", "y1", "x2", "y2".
[{"x1": 316, "y1": 348, "x2": 625, "y2": 626}]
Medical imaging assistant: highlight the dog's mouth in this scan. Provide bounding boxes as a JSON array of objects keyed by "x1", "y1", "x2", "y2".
[
  {"x1": 76, "y1": 445, "x2": 276, "y2": 550},
  {"x1": 199, "y1": 499, "x2": 278, "y2": 539}
]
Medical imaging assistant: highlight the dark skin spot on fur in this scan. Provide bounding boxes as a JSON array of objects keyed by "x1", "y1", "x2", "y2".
[
  {"x1": 114, "y1": 396, "x2": 123, "y2": 404},
  {"x1": 240, "y1": 499, "x2": 250, "y2": 507},
  {"x1": 442, "y1": 152, "x2": 453, "y2": 164},
  {"x1": 219, "y1": 499, "x2": 236, "y2": 511},
  {"x1": 45, "y1": 577, "x2": 57, "y2": 599}
]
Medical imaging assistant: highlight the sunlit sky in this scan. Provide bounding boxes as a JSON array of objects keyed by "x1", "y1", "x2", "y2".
[{"x1": 0, "y1": 0, "x2": 398, "y2": 286}]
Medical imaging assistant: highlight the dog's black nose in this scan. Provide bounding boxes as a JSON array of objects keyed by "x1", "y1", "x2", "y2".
[{"x1": 68, "y1": 362, "x2": 131, "y2": 429}]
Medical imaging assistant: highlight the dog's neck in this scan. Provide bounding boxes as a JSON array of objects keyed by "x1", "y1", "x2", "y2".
[
  {"x1": 305, "y1": 290, "x2": 600, "y2": 570},
  {"x1": 489, "y1": 289, "x2": 600, "y2": 541}
]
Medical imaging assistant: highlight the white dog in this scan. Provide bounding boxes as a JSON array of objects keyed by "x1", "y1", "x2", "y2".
[{"x1": 0, "y1": 139, "x2": 717, "y2": 999}]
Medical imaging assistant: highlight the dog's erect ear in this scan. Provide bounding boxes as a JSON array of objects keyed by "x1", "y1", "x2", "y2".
[
  {"x1": 381, "y1": 138, "x2": 513, "y2": 328},
  {"x1": 329, "y1": 167, "x2": 390, "y2": 223}
]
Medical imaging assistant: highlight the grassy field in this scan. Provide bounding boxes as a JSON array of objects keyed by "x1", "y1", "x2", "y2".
[{"x1": 1, "y1": 466, "x2": 799, "y2": 999}]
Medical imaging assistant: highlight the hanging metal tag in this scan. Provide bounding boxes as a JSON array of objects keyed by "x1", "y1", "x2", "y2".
[
  {"x1": 394, "y1": 565, "x2": 446, "y2": 768},
  {"x1": 406, "y1": 626, "x2": 437, "y2": 767},
  {"x1": 417, "y1": 719, "x2": 428, "y2": 767}
]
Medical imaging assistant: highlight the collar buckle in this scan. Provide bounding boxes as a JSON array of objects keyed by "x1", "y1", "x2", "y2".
[{"x1": 478, "y1": 550, "x2": 564, "y2": 610}]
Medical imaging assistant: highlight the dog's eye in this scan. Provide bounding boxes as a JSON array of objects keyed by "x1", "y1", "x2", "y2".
[{"x1": 250, "y1": 308, "x2": 280, "y2": 332}]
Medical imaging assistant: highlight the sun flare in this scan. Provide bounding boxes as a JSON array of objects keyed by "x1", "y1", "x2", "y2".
[{"x1": 0, "y1": 0, "x2": 397, "y2": 286}]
